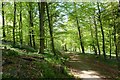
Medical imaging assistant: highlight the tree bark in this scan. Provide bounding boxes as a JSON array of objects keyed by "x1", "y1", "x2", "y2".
[
  {"x1": 74, "y1": 3, "x2": 85, "y2": 54},
  {"x1": 116, "y1": 0, "x2": 120, "y2": 60},
  {"x1": 28, "y1": 2, "x2": 32, "y2": 47},
  {"x1": 117, "y1": 0, "x2": 120, "y2": 71},
  {"x1": 90, "y1": 24, "x2": 97, "y2": 55},
  {"x1": 2, "y1": 2, "x2": 6, "y2": 39},
  {"x1": 76, "y1": 18, "x2": 85, "y2": 54},
  {"x1": 19, "y1": 2, "x2": 23, "y2": 47},
  {"x1": 13, "y1": 2, "x2": 16, "y2": 46},
  {"x1": 97, "y1": 2, "x2": 106, "y2": 59},
  {"x1": 111, "y1": 2, "x2": 118, "y2": 60},
  {"x1": 93, "y1": 15, "x2": 101, "y2": 56},
  {"x1": 113, "y1": 19, "x2": 118, "y2": 59},
  {"x1": 28, "y1": 2, "x2": 35, "y2": 48},
  {"x1": 38, "y1": 2, "x2": 45, "y2": 54},
  {"x1": 46, "y1": 3, "x2": 56, "y2": 55},
  {"x1": 109, "y1": 29, "x2": 112, "y2": 59},
  {"x1": 117, "y1": 0, "x2": 120, "y2": 58}
]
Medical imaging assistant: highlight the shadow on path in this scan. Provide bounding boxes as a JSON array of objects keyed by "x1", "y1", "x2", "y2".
[{"x1": 65, "y1": 53, "x2": 106, "y2": 80}]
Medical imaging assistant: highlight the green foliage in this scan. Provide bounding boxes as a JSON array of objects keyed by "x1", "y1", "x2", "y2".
[
  {"x1": 2, "y1": 46, "x2": 72, "y2": 78},
  {"x1": 2, "y1": 2, "x2": 120, "y2": 56},
  {"x1": 3, "y1": 49, "x2": 19, "y2": 57},
  {"x1": 2, "y1": 2, "x2": 120, "y2": 79},
  {"x1": 12, "y1": 44, "x2": 37, "y2": 52},
  {"x1": 34, "y1": 61, "x2": 72, "y2": 78}
]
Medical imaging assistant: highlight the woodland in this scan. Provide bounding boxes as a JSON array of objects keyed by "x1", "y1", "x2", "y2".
[{"x1": 1, "y1": 1, "x2": 120, "y2": 79}]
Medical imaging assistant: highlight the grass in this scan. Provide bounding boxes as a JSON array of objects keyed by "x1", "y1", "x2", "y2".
[
  {"x1": 2, "y1": 41, "x2": 119, "y2": 79},
  {"x1": 2, "y1": 43, "x2": 74, "y2": 79}
]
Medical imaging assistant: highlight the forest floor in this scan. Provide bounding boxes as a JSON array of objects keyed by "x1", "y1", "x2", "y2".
[
  {"x1": 1, "y1": 44, "x2": 74, "y2": 79},
  {"x1": 1, "y1": 42, "x2": 120, "y2": 79},
  {"x1": 64, "y1": 52, "x2": 120, "y2": 80}
]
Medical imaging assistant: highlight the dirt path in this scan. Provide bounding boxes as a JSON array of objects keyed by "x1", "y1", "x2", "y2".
[{"x1": 65, "y1": 53, "x2": 106, "y2": 80}]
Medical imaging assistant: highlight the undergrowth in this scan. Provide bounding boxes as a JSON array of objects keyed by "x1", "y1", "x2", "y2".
[{"x1": 2, "y1": 43, "x2": 74, "y2": 79}]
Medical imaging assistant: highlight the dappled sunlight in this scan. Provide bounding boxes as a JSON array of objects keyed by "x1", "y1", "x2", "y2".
[
  {"x1": 80, "y1": 70, "x2": 101, "y2": 78},
  {"x1": 69, "y1": 54, "x2": 80, "y2": 60},
  {"x1": 68, "y1": 67, "x2": 103, "y2": 79},
  {"x1": 69, "y1": 56, "x2": 80, "y2": 61},
  {"x1": 2, "y1": 1, "x2": 120, "y2": 79},
  {"x1": 65, "y1": 54, "x2": 106, "y2": 80}
]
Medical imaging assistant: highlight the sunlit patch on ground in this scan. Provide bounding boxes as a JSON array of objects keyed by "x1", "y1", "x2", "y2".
[
  {"x1": 68, "y1": 67, "x2": 103, "y2": 80},
  {"x1": 65, "y1": 53, "x2": 107, "y2": 80}
]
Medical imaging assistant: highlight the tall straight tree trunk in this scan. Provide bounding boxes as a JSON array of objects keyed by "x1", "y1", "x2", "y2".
[
  {"x1": 28, "y1": 2, "x2": 35, "y2": 48},
  {"x1": 19, "y1": 2, "x2": 23, "y2": 47},
  {"x1": 28, "y1": 2, "x2": 32, "y2": 47},
  {"x1": 109, "y1": 29, "x2": 112, "y2": 59},
  {"x1": 97, "y1": 2, "x2": 106, "y2": 59},
  {"x1": 111, "y1": 2, "x2": 118, "y2": 60},
  {"x1": 2, "y1": 2, "x2": 6, "y2": 39},
  {"x1": 90, "y1": 24, "x2": 97, "y2": 55},
  {"x1": 29, "y1": 31, "x2": 32, "y2": 47},
  {"x1": 46, "y1": 3, "x2": 56, "y2": 55},
  {"x1": 31, "y1": 3, "x2": 36, "y2": 49},
  {"x1": 38, "y1": 2, "x2": 45, "y2": 54},
  {"x1": 93, "y1": 15, "x2": 101, "y2": 56},
  {"x1": 116, "y1": 0, "x2": 120, "y2": 60},
  {"x1": 13, "y1": 2, "x2": 16, "y2": 46},
  {"x1": 76, "y1": 18, "x2": 85, "y2": 54},
  {"x1": 113, "y1": 20, "x2": 118, "y2": 60},
  {"x1": 117, "y1": 0, "x2": 120, "y2": 71},
  {"x1": 32, "y1": 30, "x2": 35, "y2": 48},
  {"x1": 74, "y1": 3, "x2": 85, "y2": 54}
]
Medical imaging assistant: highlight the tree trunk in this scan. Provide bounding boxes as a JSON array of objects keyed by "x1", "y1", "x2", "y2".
[
  {"x1": 32, "y1": 30, "x2": 36, "y2": 49},
  {"x1": 38, "y1": 2, "x2": 45, "y2": 54},
  {"x1": 46, "y1": 3, "x2": 56, "y2": 55},
  {"x1": 28, "y1": 2, "x2": 32, "y2": 47},
  {"x1": 111, "y1": 4, "x2": 118, "y2": 60},
  {"x1": 28, "y1": 2, "x2": 36, "y2": 48},
  {"x1": 74, "y1": 3, "x2": 85, "y2": 54},
  {"x1": 90, "y1": 24, "x2": 97, "y2": 55},
  {"x1": 113, "y1": 21, "x2": 118, "y2": 60},
  {"x1": 109, "y1": 29, "x2": 112, "y2": 59},
  {"x1": 97, "y1": 2, "x2": 106, "y2": 59},
  {"x1": 19, "y1": 2, "x2": 23, "y2": 47},
  {"x1": 93, "y1": 15, "x2": 101, "y2": 56},
  {"x1": 117, "y1": 0, "x2": 120, "y2": 71},
  {"x1": 64, "y1": 44, "x2": 67, "y2": 51},
  {"x1": 115, "y1": 0, "x2": 120, "y2": 60},
  {"x1": 76, "y1": 18, "x2": 85, "y2": 54},
  {"x1": 13, "y1": 2, "x2": 16, "y2": 46},
  {"x1": 2, "y1": 2, "x2": 6, "y2": 39},
  {"x1": 29, "y1": 31, "x2": 32, "y2": 47}
]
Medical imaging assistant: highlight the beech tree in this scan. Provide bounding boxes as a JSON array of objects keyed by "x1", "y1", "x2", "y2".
[
  {"x1": 19, "y1": 2, "x2": 23, "y2": 47},
  {"x1": 46, "y1": 3, "x2": 56, "y2": 55},
  {"x1": 97, "y1": 2, "x2": 106, "y2": 59},
  {"x1": 74, "y1": 2, "x2": 85, "y2": 54},
  {"x1": 2, "y1": 1, "x2": 120, "y2": 60},
  {"x1": 13, "y1": 2, "x2": 16, "y2": 46},
  {"x1": 2, "y1": 2, "x2": 6, "y2": 39},
  {"x1": 38, "y1": 2, "x2": 45, "y2": 54}
]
